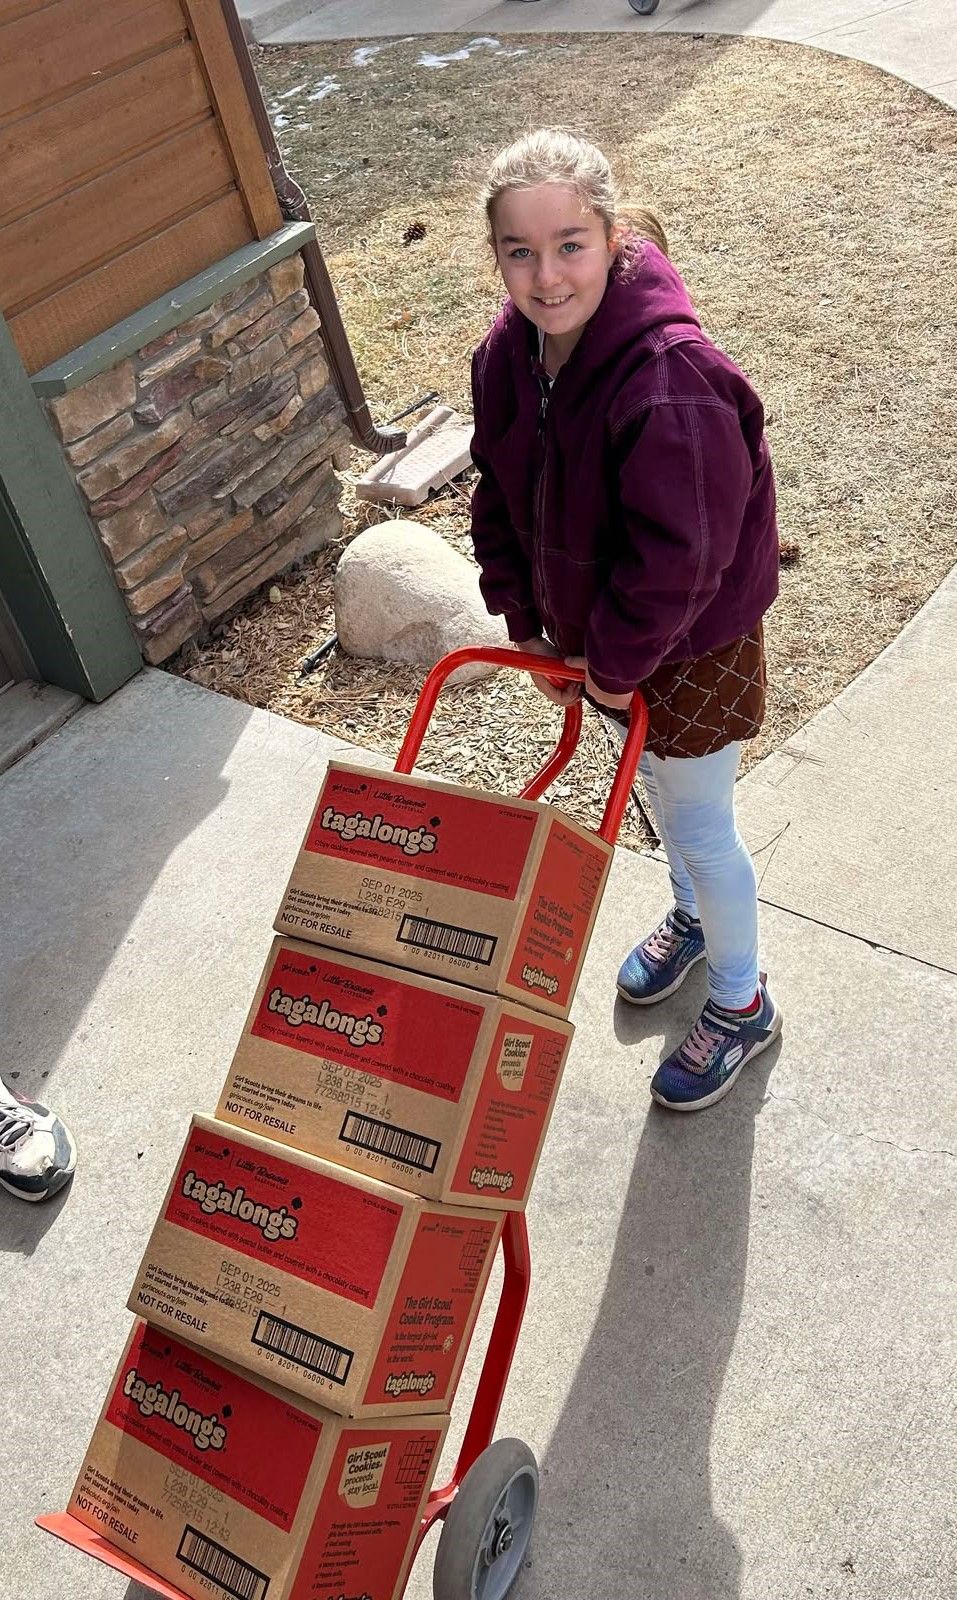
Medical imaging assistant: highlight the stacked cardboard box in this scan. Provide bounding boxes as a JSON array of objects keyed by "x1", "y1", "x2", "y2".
[
  {"x1": 215, "y1": 937, "x2": 576, "y2": 1208},
  {"x1": 66, "y1": 760, "x2": 612, "y2": 1600},
  {"x1": 69, "y1": 1321, "x2": 449, "y2": 1600},
  {"x1": 274, "y1": 761, "x2": 612, "y2": 1018},
  {"x1": 126, "y1": 1112, "x2": 504, "y2": 1416}
]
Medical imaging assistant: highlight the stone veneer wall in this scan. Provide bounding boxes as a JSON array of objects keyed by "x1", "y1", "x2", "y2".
[{"x1": 42, "y1": 255, "x2": 350, "y2": 664}]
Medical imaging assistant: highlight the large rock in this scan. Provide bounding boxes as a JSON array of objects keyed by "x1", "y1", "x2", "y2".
[{"x1": 334, "y1": 520, "x2": 507, "y2": 683}]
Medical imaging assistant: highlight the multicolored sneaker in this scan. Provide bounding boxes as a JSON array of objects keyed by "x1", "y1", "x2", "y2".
[
  {"x1": 0, "y1": 1078, "x2": 77, "y2": 1202},
  {"x1": 617, "y1": 907, "x2": 706, "y2": 1005},
  {"x1": 650, "y1": 978, "x2": 782, "y2": 1111}
]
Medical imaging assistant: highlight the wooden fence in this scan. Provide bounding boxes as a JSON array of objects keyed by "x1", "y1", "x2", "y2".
[{"x1": 0, "y1": 0, "x2": 282, "y2": 373}]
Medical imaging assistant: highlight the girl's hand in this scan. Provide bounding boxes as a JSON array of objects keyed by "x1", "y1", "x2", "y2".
[
  {"x1": 516, "y1": 637, "x2": 581, "y2": 706},
  {"x1": 566, "y1": 656, "x2": 635, "y2": 712},
  {"x1": 587, "y1": 672, "x2": 634, "y2": 711}
]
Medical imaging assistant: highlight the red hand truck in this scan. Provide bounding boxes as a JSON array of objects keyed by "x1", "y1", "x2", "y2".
[
  {"x1": 396, "y1": 646, "x2": 647, "y2": 1598},
  {"x1": 38, "y1": 645, "x2": 648, "y2": 1600}
]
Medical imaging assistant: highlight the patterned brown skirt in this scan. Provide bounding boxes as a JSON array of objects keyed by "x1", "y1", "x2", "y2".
[{"x1": 598, "y1": 625, "x2": 766, "y2": 759}]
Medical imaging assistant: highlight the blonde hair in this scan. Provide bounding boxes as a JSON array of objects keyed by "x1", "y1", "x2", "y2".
[{"x1": 482, "y1": 128, "x2": 668, "y2": 259}]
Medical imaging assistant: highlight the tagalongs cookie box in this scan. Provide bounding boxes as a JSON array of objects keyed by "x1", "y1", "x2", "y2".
[
  {"x1": 68, "y1": 1320, "x2": 449, "y2": 1600},
  {"x1": 217, "y1": 936, "x2": 574, "y2": 1210},
  {"x1": 128, "y1": 1115, "x2": 502, "y2": 1417},
  {"x1": 274, "y1": 761, "x2": 612, "y2": 1019}
]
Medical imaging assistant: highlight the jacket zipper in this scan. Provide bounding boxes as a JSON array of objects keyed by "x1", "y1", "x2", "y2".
[{"x1": 533, "y1": 384, "x2": 556, "y2": 642}]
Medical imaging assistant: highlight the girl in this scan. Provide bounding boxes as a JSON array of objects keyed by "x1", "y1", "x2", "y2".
[{"x1": 470, "y1": 129, "x2": 782, "y2": 1112}]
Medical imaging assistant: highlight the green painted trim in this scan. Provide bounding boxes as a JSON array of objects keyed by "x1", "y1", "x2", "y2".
[
  {"x1": 31, "y1": 221, "x2": 316, "y2": 396},
  {"x1": 0, "y1": 317, "x2": 142, "y2": 702}
]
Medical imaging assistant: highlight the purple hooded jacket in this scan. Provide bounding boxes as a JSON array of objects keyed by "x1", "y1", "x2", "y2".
[{"x1": 469, "y1": 241, "x2": 779, "y2": 695}]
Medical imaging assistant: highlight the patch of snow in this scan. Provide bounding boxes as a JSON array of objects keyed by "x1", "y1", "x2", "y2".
[
  {"x1": 352, "y1": 36, "x2": 415, "y2": 67},
  {"x1": 278, "y1": 82, "x2": 307, "y2": 98},
  {"x1": 273, "y1": 113, "x2": 290, "y2": 129},
  {"x1": 498, "y1": 47, "x2": 529, "y2": 57},
  {"x1": 307, "y1": 77, "x2": 341, "y2": 101},
  {"x1": 418, "y1": 36, "x2": 501, "y2": 69},
  {"x1": 418, "y1": 49, "x2": 467, "y2": 69}
]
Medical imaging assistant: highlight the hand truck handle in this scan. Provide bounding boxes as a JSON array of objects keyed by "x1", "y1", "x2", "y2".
[{"x1": 394, "y1": 646, "x2": 648, "y2": 846}]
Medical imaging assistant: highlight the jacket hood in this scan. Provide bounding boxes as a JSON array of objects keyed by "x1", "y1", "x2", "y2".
[{"x1": 499, "y1": 238, "x2": 703, "y2": 380}]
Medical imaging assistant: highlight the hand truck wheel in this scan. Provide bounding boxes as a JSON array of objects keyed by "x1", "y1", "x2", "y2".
[
  {"x1": 432, "y1": 1438, "x2": 539, "y2": 1600},
  {"x1": 628, "y1": 0, "x2": 660, "y2": 12}
]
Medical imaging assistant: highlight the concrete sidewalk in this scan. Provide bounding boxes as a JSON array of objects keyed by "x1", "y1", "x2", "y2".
[
  {"x1": 734, "y1": 569, "x2": 957, "y2": 974},
  {"x1": 2, "y1": 543, "x2": 956, "y2": 1598},
  {"x1": 243, "y1": 0, "x2": 957, "y2": 111}
]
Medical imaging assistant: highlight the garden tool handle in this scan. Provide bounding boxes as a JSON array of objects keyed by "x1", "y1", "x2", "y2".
[{"x1": 394, "y1": 646, "x2": 648, "y2": 846}]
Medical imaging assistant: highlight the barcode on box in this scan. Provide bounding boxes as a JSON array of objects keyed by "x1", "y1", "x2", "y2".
[
  {"x1": 340, "y1": 1110, "x2": 441, "y2": 1174},
  {"x1": 252, "y1": 1311, "x2": 353, "y2": 1385},
  {"x1": 398, "y1": 914, "x2": 496, "y2": 966},
  {"x1": 177, "y1": 1525, "x2": 269, "y2": 1600}
]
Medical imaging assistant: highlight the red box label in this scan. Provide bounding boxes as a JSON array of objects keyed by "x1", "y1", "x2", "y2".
[
  {"x1": 106, "y1": 1324, "x2": 321, "y2": 1530},
  {"x1": 507, "y1": 822, "x2": 609, "y2": 1008},
  {"x1": 305, "y1": 767, "x2": 537, "y2": 899},
  {"x1": 365, "y1": 1212, "x2": 498, "y2": 1407},
  {"x1": 251, "y1": 945, "x2": 485, "y2": 1103},
  {"x1": 452, "y1": 1013, "x2": 569, "y2": 1203},
  {"x1": 290, "y1": 1426, "x2": 443, "y2": 1600},
  {"x1": 165, "y1": 1127, "x2": 403, "y2": 1307}
]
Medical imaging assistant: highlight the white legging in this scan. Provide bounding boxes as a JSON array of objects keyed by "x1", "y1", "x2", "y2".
[{"x1": 636, "y1": 742, "x2": 760, "y2": 1009}]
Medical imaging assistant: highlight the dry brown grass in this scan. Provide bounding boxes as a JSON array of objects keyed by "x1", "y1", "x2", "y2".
[{"x1": 171, "y1": 33, "x2": 957, "y2": 846}]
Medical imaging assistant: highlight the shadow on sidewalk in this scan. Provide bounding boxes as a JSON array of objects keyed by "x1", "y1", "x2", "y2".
[{"x1": 527, "y1": 1043, "x2": 780, "y2": 1600}]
